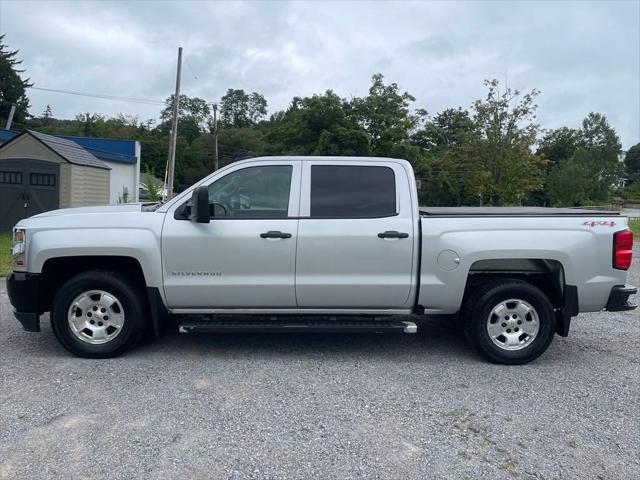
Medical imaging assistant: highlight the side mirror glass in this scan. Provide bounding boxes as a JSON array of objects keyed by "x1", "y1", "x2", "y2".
[{"x1": 189, "y1": 186, "x2": 210, "y2": 223}]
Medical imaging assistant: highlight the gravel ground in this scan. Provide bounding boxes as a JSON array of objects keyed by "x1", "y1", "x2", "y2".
[{"x1": 0, "y1": 249, "x2": 638, "y2": 480}]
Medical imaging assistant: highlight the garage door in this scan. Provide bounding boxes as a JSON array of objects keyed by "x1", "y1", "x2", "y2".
[{"x1": 0, "y1": 159, "x2": 59, "y2": 232}]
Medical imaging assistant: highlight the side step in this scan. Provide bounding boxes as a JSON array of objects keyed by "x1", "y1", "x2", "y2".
[{"x1": 178, "y1": 317, "x2": 417, "y2": 334}]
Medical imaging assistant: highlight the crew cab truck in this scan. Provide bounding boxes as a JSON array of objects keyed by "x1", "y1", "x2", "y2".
[{"x1": 7, "y1": 156, "x2": 637, "y2": 364}]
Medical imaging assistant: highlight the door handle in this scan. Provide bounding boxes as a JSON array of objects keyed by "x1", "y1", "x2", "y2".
[
  {"x1": 378, "y1": 231, "x2": 409, "y2": 239},
  {"x1": 260, "y1": 231, "x2": 292, "y2": 239}
]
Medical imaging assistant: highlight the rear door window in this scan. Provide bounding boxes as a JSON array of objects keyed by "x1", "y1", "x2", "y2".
[{"x1": 310, "y1": 165, "x2": 396, "y2": 218}]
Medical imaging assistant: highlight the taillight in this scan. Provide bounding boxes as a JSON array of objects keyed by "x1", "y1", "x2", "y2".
[{"x1": 613, "y1": 229, "x2": 633, "y2": 270}]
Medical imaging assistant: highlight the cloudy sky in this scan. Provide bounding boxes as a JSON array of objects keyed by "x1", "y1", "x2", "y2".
[{"x1": 0, "y1": 0, "x2": 638, "y2": 147}]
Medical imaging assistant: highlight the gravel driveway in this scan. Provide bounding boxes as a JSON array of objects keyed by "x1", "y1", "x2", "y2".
[{"x1": 0, "y1": 248, "x2": 638, "y2": 480}]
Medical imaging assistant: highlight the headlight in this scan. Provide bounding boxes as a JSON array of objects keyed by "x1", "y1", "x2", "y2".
[{"x1": 12, "y1": 228, "x2": 26, "y2": 271}]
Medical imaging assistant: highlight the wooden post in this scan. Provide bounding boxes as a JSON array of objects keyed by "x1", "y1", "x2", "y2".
[
  {"x1": 212, "y1": 103, "x2": 219, "y2": 171},
  {"x1": 5, "y1": 105, "x2": 16, "y2": 130},
  {"x1": 166, "y1": 47, "x2": 183, "y2": 199}
]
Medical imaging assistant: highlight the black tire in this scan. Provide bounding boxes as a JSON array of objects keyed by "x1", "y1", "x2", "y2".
[
  {"x1": 463, "y1": 279, "x2": 556, "y2": 365},
  {"x1": 50, "y1": 270, "x2": 148, "y2": 358}
]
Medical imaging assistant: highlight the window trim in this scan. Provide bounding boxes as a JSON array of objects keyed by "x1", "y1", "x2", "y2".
[
  {"x1": 0, "y1": 170, "x2": 23, "y2": 185},
  {"x1": 29, "y1": 172, "x2": 56, "y2": 187},
  {"x1": 306, "y1": 164, "x2": 399, "y2": 220}
]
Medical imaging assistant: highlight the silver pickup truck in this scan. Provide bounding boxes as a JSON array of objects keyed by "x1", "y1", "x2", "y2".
[{"x1": 7, "y1": 156, "x2": 637, "y2": 364}]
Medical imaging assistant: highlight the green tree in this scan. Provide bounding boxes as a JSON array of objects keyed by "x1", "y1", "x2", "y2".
[
  {"x1": 412, "y1": 108, "x2": 473, "y2": 153},
  {"x1": 623, "y1": 143, "x2": 640, "y2": 185},
  {"x1": 621, "y1": 181, "x2": 640, "y2": 201},
  {"x1": 266, "y1": 91, "x2": 370, "y2": 156},
  {"x1": 445, "y1": 79, "x2": 544, "y2": 205},
  {"x1": 537, "y1": 127, "x2": 580, "y2": 165},
  {"x1": 139, "y1": 133, "x2": 169, "y2": 182},
  {"x1": 75, "y1": 113, "x2": 105, "y2": 137},
  {"x1": 218, "y1": 127, "x2": 268, "y2": 161},
  {"x1": 0, "y1": 34, "x2": 32, "y2": 125},
  {"x1": 545, "y1": 157, "x2": 591, "y2": 206},
  {"x1": 41, "y1": 104, "x2": 53, "y2": 125},
  {"x1": 411, "y1": 108, "x2": 476, "y2": 205},
  {"x1": 348, "y1": 73, "x2": 421, "y2": 158},
  {"x1": 579, "y1": 112, "x2": 622, "y2": 186},
  {"x1": 220, "y1": 89, "x2": 267, "y2": 128},
  {"x1": 160, "y1": 94, "x2": 211, "y2": 142},
  {"x1": 143, "y1": 169, "x2": 163, "y2": 202},
  {"x1": 545, "y1": 113, "x2": 623, "y2": 206},
  {"x1": 418, "y1": 142, "x2": 490, "y2": 206}
]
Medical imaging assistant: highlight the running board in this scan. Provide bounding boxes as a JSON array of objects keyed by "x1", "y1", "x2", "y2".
[{"x1": 178, "y1": 318, "x2": 417, "y2": 334}]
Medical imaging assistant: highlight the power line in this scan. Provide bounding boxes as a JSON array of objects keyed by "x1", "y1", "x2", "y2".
[{"x1": 28, "y1": 86, "x2": 165, "y2": 106}]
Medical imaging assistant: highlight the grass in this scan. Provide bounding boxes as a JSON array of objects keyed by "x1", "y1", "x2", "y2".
[
  {"x1": 0, "y1": 233, "x2": 11, "y2": 277},
  {"x1": 630, "y1": 219, "x2": 640, "y2": 236}
]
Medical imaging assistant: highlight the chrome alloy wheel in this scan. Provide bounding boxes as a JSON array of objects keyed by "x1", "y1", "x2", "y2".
[
  {"x1": 486, "y1": 298, "x2": 539, "y2": 351},
  {"x1": 67, "y1": 290, "x2": 125, "y2": 345}
]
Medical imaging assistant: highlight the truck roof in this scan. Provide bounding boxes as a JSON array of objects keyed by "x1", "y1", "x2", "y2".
[{"x1": 246, "y1": 156, "x2": 409, "y2": 163}]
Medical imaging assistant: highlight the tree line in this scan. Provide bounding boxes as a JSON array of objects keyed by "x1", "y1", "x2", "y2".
[{"x1": 2, "y1": 35, "x2": 639, "y2": 205}]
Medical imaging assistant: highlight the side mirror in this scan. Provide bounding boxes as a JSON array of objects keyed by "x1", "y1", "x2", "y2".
[{"x1": 189, "y1": 186, "x2": 210, "y2": 223}]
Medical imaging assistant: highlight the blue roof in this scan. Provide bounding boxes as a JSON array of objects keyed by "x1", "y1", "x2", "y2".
[
  {"x1": 57, "y1": 135, "x2": 137, "y2": 164},
  {"x1": 0, "y1": 129, "x2": 138, "y2": 164},
  {"x1": 0, "y1": 129, "x2": 20, "y2": 141}
]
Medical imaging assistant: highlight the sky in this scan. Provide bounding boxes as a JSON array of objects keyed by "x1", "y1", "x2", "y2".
[{"x1": 0, "y1": 0, "x2": 638, "y2": 148}]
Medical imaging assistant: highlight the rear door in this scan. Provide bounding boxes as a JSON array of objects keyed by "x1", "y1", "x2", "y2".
[{"x1": 295, "y1": 160, "x2": 415, "y2": 308}]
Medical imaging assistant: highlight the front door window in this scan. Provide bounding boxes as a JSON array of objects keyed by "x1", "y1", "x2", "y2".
[{"x1": 207, "y1": 165, "x2": 292, "y2": 218}]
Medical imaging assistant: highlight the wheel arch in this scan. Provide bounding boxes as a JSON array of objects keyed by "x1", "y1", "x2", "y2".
[
  {"x1": 39, "y1": 255, "x2": 168, "y2": 337},
  {"x1": 39, "y1": 256, "x2": 147, "y2": 313},
  {"x1": 462, "y1": 258, "x2": 576, "y2": 337},
  {"x1": 466, "y1": 258, "x2": 566, "y2": 307}
]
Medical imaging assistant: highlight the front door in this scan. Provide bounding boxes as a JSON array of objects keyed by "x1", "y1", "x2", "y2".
[
  {"x1": 0, "y1": 159, "x2": 59, "y2": 232},
  {"x1": 295, "y1": 161, "x2": 415, "y2": 309},
  {"x1": 162, "y1": 161, "x2": 301, "y2": 309}
]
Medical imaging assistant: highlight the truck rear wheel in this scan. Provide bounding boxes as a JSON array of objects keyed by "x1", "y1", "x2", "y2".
[
  {"x1": 463, "y1": 280, "x2": 556, "y2": 365},
  {"x1": 50, "y1": 270, "x2": 147, "y2": 358}
]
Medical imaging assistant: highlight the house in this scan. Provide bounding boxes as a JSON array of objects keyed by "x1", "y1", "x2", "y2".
[
  {"x1": 0, "y1": 130, "x2": 141, "y2": 231},
  {"x1": 0, "y1": 129, "x2": 141, "y2": 204}
]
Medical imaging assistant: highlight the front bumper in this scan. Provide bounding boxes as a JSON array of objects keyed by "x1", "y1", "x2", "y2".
[
  {"x1": 6, "y1": 272, "x2": 41, "y2": 332},
  {"x1": 605, "y1": 284, "x2": 638, "y2": 312}
]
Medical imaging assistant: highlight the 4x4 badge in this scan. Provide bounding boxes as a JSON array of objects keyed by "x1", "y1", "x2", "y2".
[{"x1": 583, "y1": 221, "x2": 616, "y2": 228}]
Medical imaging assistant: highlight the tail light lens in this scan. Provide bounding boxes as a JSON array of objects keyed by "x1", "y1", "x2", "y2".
[{"x1": 613, "y1": 229, "x2": 633, "y2": 270}]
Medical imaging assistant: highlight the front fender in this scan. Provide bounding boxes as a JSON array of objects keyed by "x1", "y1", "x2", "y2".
[{"x1": 28, "y1": 228, "x2": 163, "y2": 288}]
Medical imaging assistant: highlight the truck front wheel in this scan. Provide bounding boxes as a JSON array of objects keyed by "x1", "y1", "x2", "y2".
[
  {"x1": 50, "y1": 270, "x2": 147, "y2": 358},
  {"x1": 464, "y1": 280, "x2": 556, "y2": 365}
]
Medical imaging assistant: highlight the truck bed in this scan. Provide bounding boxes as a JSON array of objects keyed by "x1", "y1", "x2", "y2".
[{"x1": 419, "y1": 207, "x2": 620, "y2": 217}]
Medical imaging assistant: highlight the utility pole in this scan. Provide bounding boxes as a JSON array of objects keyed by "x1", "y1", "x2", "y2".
[
  {"x1": 165, "y1": 46, "x2": 183, "y2": 199},
  {"x1": 5, "y1": 105, "x2": 16, "y2": 130},
  {"x1": 212, "y1": 103, "x2": 219, "y2": 171}
]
